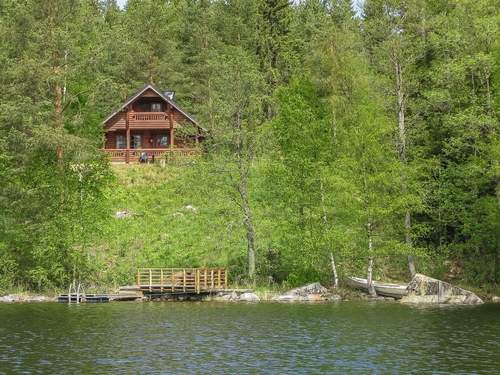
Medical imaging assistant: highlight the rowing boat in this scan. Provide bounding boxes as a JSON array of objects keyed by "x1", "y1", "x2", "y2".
[{"x1": 347, "y1": 276, "x2": 408, "y2": 298}]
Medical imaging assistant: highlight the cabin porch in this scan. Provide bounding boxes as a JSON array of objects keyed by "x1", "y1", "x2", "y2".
[
  {"x1": 103, "y1": 147, "x2": 200, "y2": 163},
  {"x1": 103, "y1": 129, "x2": 199, "y2": 163}
]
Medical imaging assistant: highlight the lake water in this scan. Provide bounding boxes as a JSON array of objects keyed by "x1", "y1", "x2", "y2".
[{"x1": 0, "y1": 302, "x2": 499, "y2": 374}]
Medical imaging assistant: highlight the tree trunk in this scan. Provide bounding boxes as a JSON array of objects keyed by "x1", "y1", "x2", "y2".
[
  {"x1": 495, "y1": 237, "x2": 499, "y2": 286},
  {"x1": 237, "y1": 157, "x2": 256, "y2": 280},
  {"x1": 496, "y1": 180, "x2": 500, "y2": 284},
  {"x1": 406, "y1": 211, "x2": 416, "y2": 277},
  {"x1": 395, "y1": 57, "x2": 416, "y2": 277},
  {"x1": 235, "y1": 108, "x2": 257, "y2": 281},
  {"x1": 330, "y1": 252, "x2": 338, "y2": 289},
  {"x1": 238, "y1": 172, "x2": 256, "y2": 280},
  {"x1": 67, "y1": 282, "x2": 73, "y2": 305},
  {"x1": 367, "y1": 256, "x2": 376, "y2": 297},
  {"x1": 54, "y1": 81, "x2": 63, "y2": 127},
  {"x1": 320, "y1": 179, "x2": 338, "y2": 288},
  {"x1": 76, "y1": 282, "x2": 81, "y2": 305},
  {"x1": 367, "y1": 222, "x2": 377, "y2": 297}
]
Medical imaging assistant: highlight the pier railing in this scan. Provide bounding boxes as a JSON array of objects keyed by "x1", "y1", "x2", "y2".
[{"x1": 136, "y1": 268, "x2": 227, "y2": 294}]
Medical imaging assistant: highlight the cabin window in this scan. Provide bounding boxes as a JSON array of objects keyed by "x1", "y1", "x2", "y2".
[
  {"x1": 157, "y1": 135, "x2": 169, "y2": 148},
  {"x1": 131, "y1": 134, "x2": 142, "y2": 149},
  {"x1": 151, "y1": 103, "x2": 162, "y2": 112},
  {"x1": 116, "y1": 135, "x2": 126, "y2": 149}
]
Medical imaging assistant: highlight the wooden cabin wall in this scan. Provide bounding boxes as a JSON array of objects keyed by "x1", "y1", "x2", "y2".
[
  {"x1": 104, "y1": 130, "x2": 178, "y2": 149},
  {"x1": 172, "y1": 110, "x2": 184, "y2": 124},
  {"x1": 106, "y1": 112, "x2": 126, "y2": 130},
  {"x1": 105, "y1": 132, "x2": 118, "y2": 148}
]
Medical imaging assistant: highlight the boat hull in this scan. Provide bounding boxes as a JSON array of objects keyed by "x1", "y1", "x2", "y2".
[{"x1": 347, "y1": 277, "x2": 408, "y2": 298}]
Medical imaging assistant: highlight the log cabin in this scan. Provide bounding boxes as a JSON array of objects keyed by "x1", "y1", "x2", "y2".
[{"x1": 102, "y1": 84, "x2": 204, "y2": 163}]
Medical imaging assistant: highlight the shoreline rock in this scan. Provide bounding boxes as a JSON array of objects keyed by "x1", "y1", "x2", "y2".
[
  {"x1": 274, "y1": 283, "x2": 341, "y2": 303},
  {"x1": 207, "y1": 289, "x2": 258, "y2": 302},
  {"x1": 239, "y1": 292, "x2": 260, "y2": 302},
  {"x1": 401, "y1": 274, "x2": 483, "y2": 305},
  {"x1": 0, "y1": 294, "x2": 54, "y2": 303}
]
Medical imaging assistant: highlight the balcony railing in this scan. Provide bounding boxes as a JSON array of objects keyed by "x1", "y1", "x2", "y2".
[
  {"x1": 103, "y1": 148, "x2": 200, "y2": 162},
  {"x1": 129, "y1": 112, "x2": 168, "y2": 121}
]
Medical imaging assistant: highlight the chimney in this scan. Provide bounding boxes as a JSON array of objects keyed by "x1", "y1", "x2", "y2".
[{"x1": 163, "y1": 90, "x2": 175, "y2": 101}]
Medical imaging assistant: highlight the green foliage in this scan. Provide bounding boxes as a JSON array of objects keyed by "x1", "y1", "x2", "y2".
[
  {"x1": 91, "y1": 164, "x2": 247, "y2": 287},
  {"x1": 0, "y1": 0, "x2": 498, "y2": 292}
]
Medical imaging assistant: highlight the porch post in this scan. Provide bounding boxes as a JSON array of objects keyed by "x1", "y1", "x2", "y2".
[
  {"x1": 169, "y1": 110, "x2": 175, "y2": 149},
  {"x1": 125, "y1": 110, "x2": 130, "y2": 164}
]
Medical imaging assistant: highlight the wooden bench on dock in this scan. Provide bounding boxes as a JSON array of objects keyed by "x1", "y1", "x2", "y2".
[{"x1": 136, "y1": 267, "x2": 228, "y2": 294}]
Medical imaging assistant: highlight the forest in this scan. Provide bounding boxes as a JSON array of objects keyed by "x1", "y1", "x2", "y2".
[{"x1": 0, "y1": 0, "x2": 498, "y2": 294}]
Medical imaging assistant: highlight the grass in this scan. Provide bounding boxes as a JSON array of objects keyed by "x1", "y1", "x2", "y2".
[
  {"x1": 87, "y1": 162, "x2": 247, "y2": 289},
  {"x1": 57, "y1": 162, "x2": 500, "y2": 298}
]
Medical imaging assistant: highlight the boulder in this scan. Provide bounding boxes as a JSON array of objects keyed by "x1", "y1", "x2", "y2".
[
  {"x1": 401, "y1": 274, "x2": 483, "y2": 305},
  {"x1": 239, "y1": 292, "x2": 260, "y2": 302},
  {"x1": 220, "y1": 291, "x2": 238, "y2": 302},
  {"x1": 275, "y1": 283, "x2": 338, "y2": 302},
  {"x1": 274, "y1": 294, "x2": 300, "y2": 302},
  {"x1": 29, "y1": 295, "x2": 52, "y2": 302},
  {"x1": 283, "y1": 282, "x2": 328, "y2": 297},
  {"x1": 306, "y1": 293, "x2": 324, "y2": 302},
  {"x1": 0, "y1": 294, "x2": 20, "y2": 303},
  {"x1": 0, "y1": 294, "x2": 53, "y2": 303},
  {"x1": 492, "y1": 296, "x2": 500, "y2": 303},
  {"x1": 366, "y1": 296, "x2": 387, "y2": 301},
  {"x1": 184, "y1": 205, "x2": 198, "y2": 213},
  {"x1": 115, "y1": 210, "x2": 134, "y2": 219}
]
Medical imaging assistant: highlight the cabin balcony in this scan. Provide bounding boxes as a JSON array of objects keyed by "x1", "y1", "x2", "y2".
[
  {"x1": 128, "y1": 112, "x2": 171, "y2": 129},
  {"x1": 102, "y1": 148, "x2": 200, "y2": 163}
]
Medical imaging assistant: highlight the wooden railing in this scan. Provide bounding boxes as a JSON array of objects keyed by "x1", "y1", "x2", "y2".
[
  {"x1": 105, "y1": 149, "x2": 127, "y2": 159},
  {"x1": 103, "y1": 148, "x2": 200, "y2": 162},
  {"x1": 129, "y1": 112, "x2": 167, "y2": 121},
  {"x1": 136, "y1": 268, "x2": 228, "y2": 294}
]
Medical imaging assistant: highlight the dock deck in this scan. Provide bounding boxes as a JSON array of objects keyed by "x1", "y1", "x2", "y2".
[
  {"x1": 58, "y1": 268, "x2": 229, "y2": 303},
  {"x1": 136, "y1": 267, "x2": 228, "y2": 294}
]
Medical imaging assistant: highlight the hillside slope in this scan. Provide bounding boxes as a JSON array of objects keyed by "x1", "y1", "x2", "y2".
[{"x1": 90, "y1": 163, "x2": 246, "y2": 288}]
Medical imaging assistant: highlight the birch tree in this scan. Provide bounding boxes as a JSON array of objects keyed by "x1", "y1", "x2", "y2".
[
  {"x1": 210, "y1": 49, "x2": 265, "y2": 280},
  {"x1": 363, "y1": 0, "x2": 426, "y2": 277}
]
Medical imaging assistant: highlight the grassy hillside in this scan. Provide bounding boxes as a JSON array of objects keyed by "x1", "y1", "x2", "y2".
[
  {"x1": 83, "y1": 162, "x2": 499, "y2": 297},
  {"x1": 88, "y1": 162, "x2": 414, "y2": 290},
  {"x1": 89, "y1": 162, "x2": 247, "y2": 289}
]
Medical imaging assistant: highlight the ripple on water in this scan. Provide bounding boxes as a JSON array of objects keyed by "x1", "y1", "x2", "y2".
[{"x1": 0, "y1": 302, "x2": 499, "y2": 374}]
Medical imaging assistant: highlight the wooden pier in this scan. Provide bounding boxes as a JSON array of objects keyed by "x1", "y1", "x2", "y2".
[
  {"x1": 58, "y1": 268, "x2": 229, "y2": 303},
  {"x1": 136, "y1": 267, "x2": 228, "y2": 294}
]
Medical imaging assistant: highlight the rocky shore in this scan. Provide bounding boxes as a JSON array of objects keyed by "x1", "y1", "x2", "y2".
[
  {"x1": 1, "y1": 277, "x2": 498, "y2": 304},
  {"x1": 0, "y1": 294, "x2": 55, "y2": 303},
  {"x1": 209, "y1": 283, "x2": 347, "y2": 303},
  {"x1": 401, "y1": 274, "x2": 484, "y2": 305}
]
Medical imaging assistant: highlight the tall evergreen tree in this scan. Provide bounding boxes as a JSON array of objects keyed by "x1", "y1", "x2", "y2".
[{"x1": 256, "y1": 0, "x2": 294, "y2": 117}]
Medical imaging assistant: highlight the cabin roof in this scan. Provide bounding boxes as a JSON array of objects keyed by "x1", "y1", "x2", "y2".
[{"x1": 103, "y1": 84, "x2": 205, "y2": 130}]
